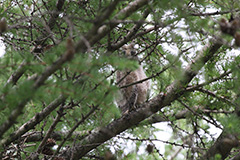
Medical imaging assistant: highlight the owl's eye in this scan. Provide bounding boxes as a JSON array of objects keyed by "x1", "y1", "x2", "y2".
[
  {"x1": 122, "y1": 50, "x2": 126, "y2": 55},
  {"x1": 131, "y1": 50, "x2": 136, "y2": 56}
]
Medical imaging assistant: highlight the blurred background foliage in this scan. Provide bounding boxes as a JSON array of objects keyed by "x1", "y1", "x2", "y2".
[{"x1": 0, "y1": 0, "x2": 240, "y2": 159}]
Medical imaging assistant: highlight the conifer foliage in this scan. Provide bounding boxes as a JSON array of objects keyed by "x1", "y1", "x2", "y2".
[{"x1": 0, "y1": 0, "x2": 240, "y2": 159}]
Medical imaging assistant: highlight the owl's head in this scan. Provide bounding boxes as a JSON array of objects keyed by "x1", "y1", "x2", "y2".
[{"x1": 121, "y1": 43, "x2": 138, "y2": 60}]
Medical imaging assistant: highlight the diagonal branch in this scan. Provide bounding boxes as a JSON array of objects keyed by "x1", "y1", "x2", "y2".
[
  {"x1": 0, "y1": 0, "x2": 150, "y2": 151},
  {"x1": 186, "y1": 70, "x2": 232, "y2": 91},
  {"x1": 0, "y1": 95, "x2": 66, "y2": 149},
  {"x1": 3, "y1": 0, "x2": 67, "y2": 89},
  {"x1": 7, "y1": 107, "x2": 232, "y2": 144},
  {"x1": 195, "y1": 88, "x2": 236, "y2": 107},
  {"x1": 0, "y1": 46, "x2": 74, "y2": 142},
  {"x1": 47, "y1": 0, "x2": 65, "y2": 30},
  {"x1": 64, "y1": 40, "x2": 222, "y2": 159},
  {"x1": 141, "y1": 106, "x2": 233, "y2": 125},
  {"x1": 110, "y1": 8, "x2": 151, "y2": 51},
  {"x1": 36, "y1": 106, "x2": 65, "y2": 154},
  {"x1": 75, "y1": 0, "x2": 150, "y2": 53},
  {"x1": 35, "y1": 0, "x2": 66, "y2": 45},
  {"x1": 5, "y1": 60, "x2": 26, "y2": 86},
  {"x1": 201, "y1": 131, "x2": 240, "y2": 159}
]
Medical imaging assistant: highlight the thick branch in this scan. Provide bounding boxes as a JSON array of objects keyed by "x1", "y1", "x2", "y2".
[
  {"x1": 0, "y1": 48, "x2": 73, "y2": 142},
  {"x1": 0, "y1": 95, "x2": 66, "y2": 148},
  {"x1": 75, "y1": 0, "x2": 150, "y2": 53},
  {"x1": 11, "y1": 107, "x2": 231, "y2": 144},
  {"x1": 65, "y1": 40, "x2": 222, "y2": 159},
  {"x1": 230, "y1": 153, "x2": 240, "y2": 160},
  {"x1": 201, "y1": 131, "x2": 240, "y2": 159}
]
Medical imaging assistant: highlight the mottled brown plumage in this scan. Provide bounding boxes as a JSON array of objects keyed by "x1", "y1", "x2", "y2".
[
  {"x1": 219, "y1": 17, "x2": 240, "y2": 36},
  {"x1": 0, "y1": 17, "x2": 7, "y2": 33},
  {"x1": 116, "y1": 44, "x2": 150, "y2": 114},
  {"x1": 234, "y1": 32, "x2": 240, "y2": 47}
]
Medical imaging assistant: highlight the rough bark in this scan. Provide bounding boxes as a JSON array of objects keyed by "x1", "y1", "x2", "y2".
[
  {"x1": 0, "y1": 95, "x2": 66, "y2": 148},
  {"x1": 64, "y1": 41, "x2": 222, "y2": 159},
  {"x1": 202, "y1": 132, "x2": 240, "y2": 160},
  {"x1": 0, "y1": 0, "x2": 151, "y2": 154}
]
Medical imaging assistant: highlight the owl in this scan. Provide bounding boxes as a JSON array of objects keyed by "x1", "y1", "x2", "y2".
[{"x1": 116, "y1": 44, "x2": 150, "y2": 114}]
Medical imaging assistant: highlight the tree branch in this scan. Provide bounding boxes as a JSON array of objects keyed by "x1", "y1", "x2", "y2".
[
  {"x1": 64, "y1": 40, "x2": 222, "y2": 159},
  {"x1": 140, "y1": 105, "x2": 233, "y2": 125},
  {"x1": 35, "y1": 0, "x2": 66, "y2": 45},
  {"x1": 21, "y1": 130, "x2": 90, "y2": 143},
  {"x1": 190, "y1": 9, "x2": 239, "y2": 16},
  {"x1": 0, "y1": 47, "x2": 75, "y2": 140},
  {"x1": 110, "y1": 8, "x2": 151, "y2": 51},
  {"x1": 75, "y1": 0, "x2": 150, "y2": 53},
  {"x1": 0, "y1": 0, "x2": 149, "y2": 151},
  {"x1": 5, "y1": 60, "x2": 26, "y2": 86},
  {"x1": 196, "y1": 88, "x2": 236, "y2": 107},
  {"x1": 186, "y1": 70, "x2": 232, "y2": 91},
  {"x1": 36, "y1": 106, "x2": 64, "y2": 154},
  {"x1": 201, "y1": 131, "x2": 240, "y2": 159},
  {"x1": 0, "y1": 95, "x2": 66, "y2": 149}
]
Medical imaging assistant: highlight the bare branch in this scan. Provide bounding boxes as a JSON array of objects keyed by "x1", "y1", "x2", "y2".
[
  {"x1": 186, "y1": 70, "x2": 232, "y2": 91},
  {"x1": 110, "y1": 8, "x2": 151, "y2": 51},
  {"x1": 54, "y1": 104, "x2": 100, "y2": 157},
  {"x1": 190, "y1": 9, "x2": 239, "y2": 16},
  {"x1": 196, "y1": 88, "x2": 237, "y2": 107},
  {"x1": 36, "y1": 106, "x2": 64, "y2": 154},
  {"x1": 141, "y1": 106, "x2": 233, "y2": 125}
]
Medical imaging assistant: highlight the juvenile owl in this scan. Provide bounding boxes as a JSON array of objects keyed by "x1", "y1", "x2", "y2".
[{"x1": 116, "y1": 44, "x2": 150, "y2": 114}]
